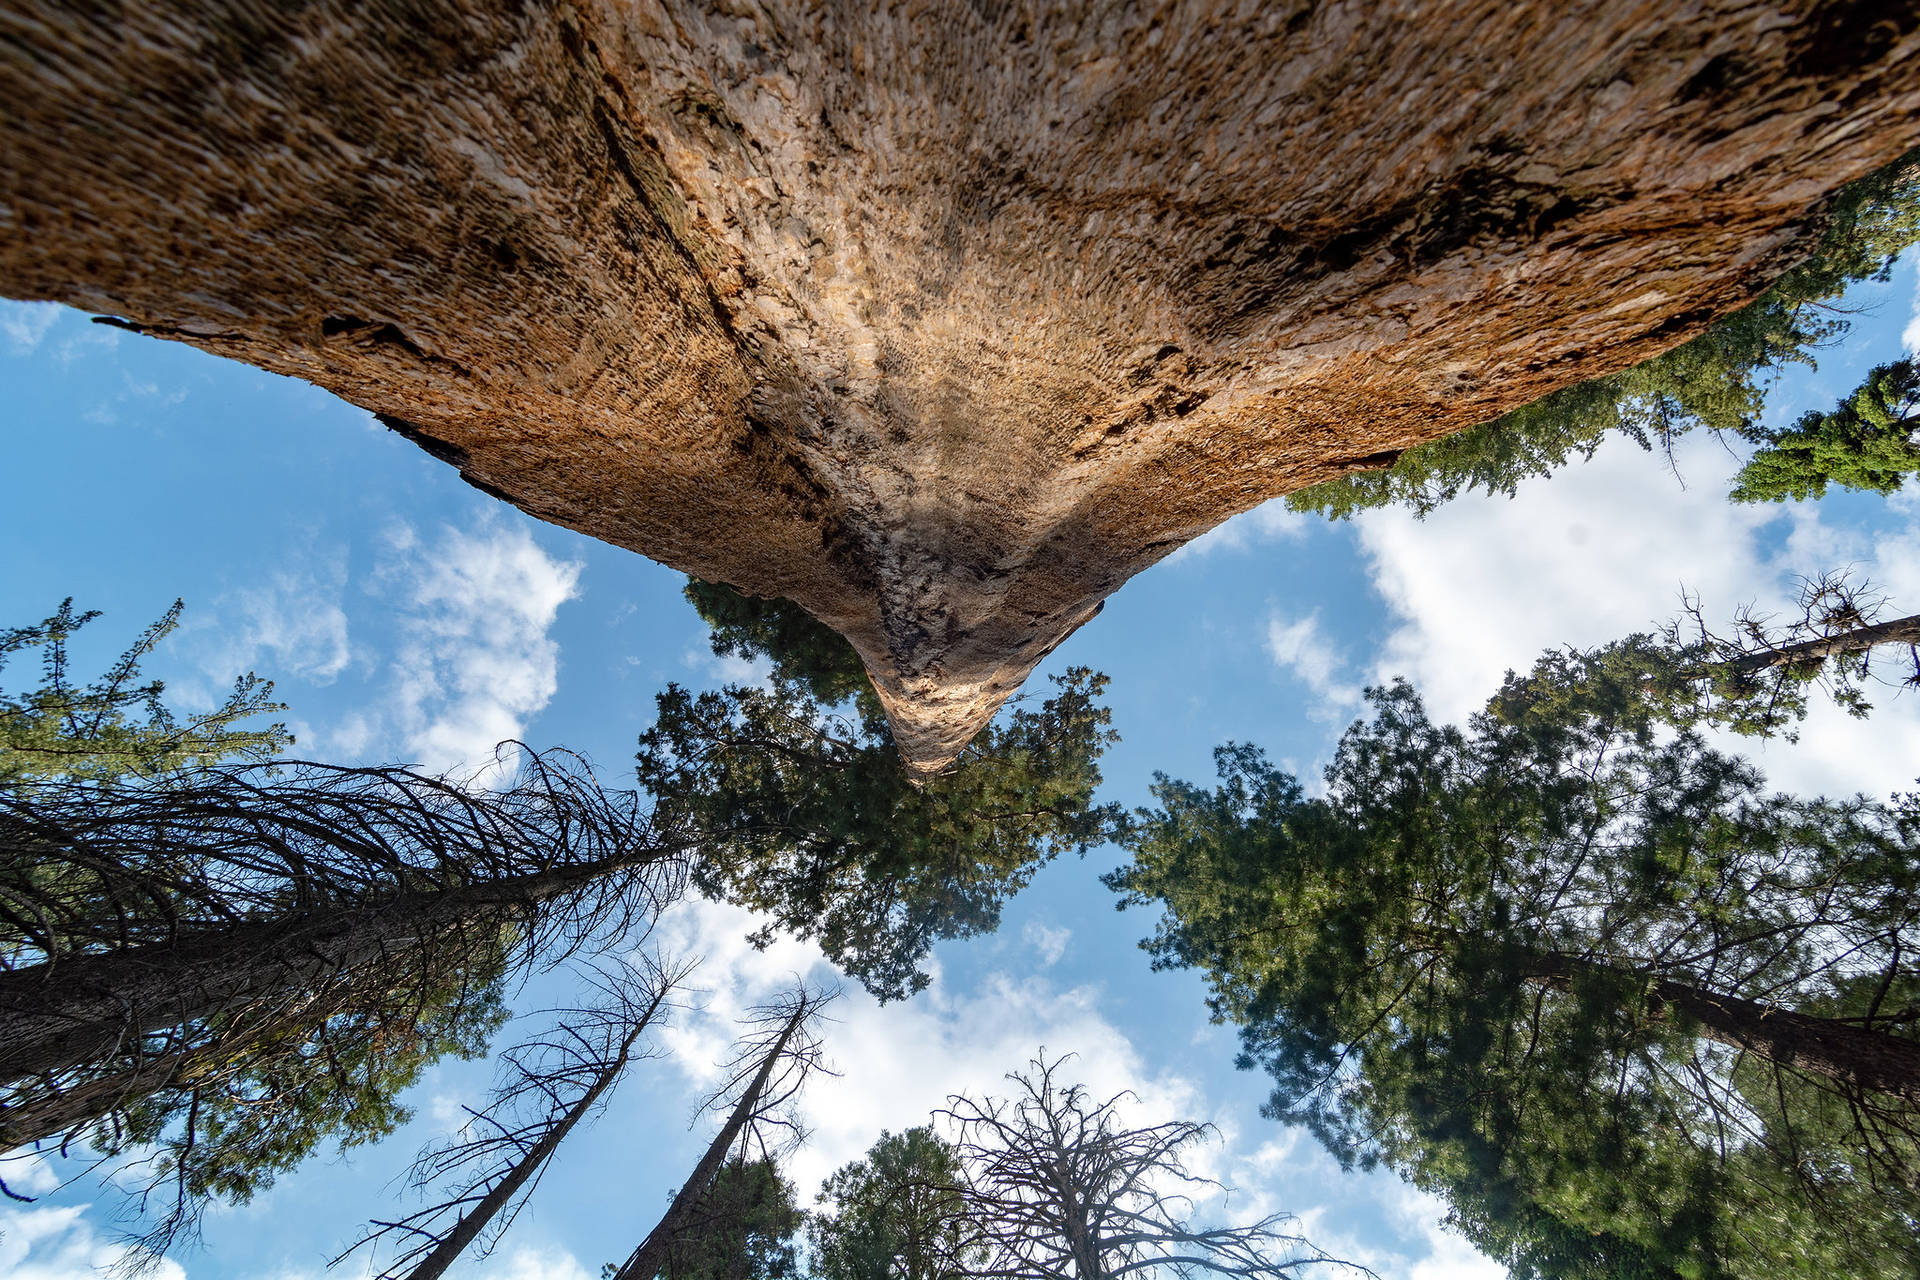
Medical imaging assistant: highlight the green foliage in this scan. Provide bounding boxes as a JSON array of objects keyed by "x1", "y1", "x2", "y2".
[
  {"x1": 684, "y1": 580, "x2": 872, "y2": 710},
  {"x1": 659, "y1": 1157, "x2": 804, "y2": 1280},
  {"x1": 1288, "y1": 151, "x2": 1920, "y2": 520},
  {"x1": 1730, "y1": 359, "x2": 1920, "y2": 502},
  {"x1": 0, "y1": 599, "x2": 290, "y2": 790},
  {"x1": 1109, "y1": 679, "x2": 1920, "y2": 1279},
  {"x1": 118, "y1": 953, "x2": 509, "y2": 1224},
  {"x1": 1489, "y1": 572, "x2": 1919, "y2": 744},
  {"x1": 642, "y1": 582, "x2": 1120, "y2": 1001},
  {"x1": 809, "y1": 1128, "x2": 972, "y2": 1280}
]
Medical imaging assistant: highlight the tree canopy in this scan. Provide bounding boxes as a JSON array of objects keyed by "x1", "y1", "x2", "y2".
[
  {"x1": 809, "y1": 1127, "x2": 974, "y2": 1280},
  {"x1": 1729, "y1": 358, "x2": 1920, "y2": 502},
  {"x1": 638, "y1": 581, "x2": 1121, "y2": 1001},
  {"x1": 1108, "y1": 673, "x2": 1920, "y2": 1279}
]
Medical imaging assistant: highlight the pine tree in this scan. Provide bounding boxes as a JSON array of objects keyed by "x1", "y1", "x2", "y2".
[
  {"x1": 1730, "y1": 358, "x2": 1920, "y2": 502},
  {"x1": 638, "y1": 582, "x2": 1120, "y2": 1001},
  {"x1": 0, "y1": 751, "x2": 689, "y2": 1251},
  {"x1": 809, "y1": 1127, "x2": 974, "y2": 1280},
  {"x1": 0, "y1": 599, "x2": 290, "y2": 790},
  {"x1": 610, "y1": 987, "x2": 831, "y2": 1280},
  {"x1": 1110, "y1": 681, "x2": 1920, "y2": 1278}
]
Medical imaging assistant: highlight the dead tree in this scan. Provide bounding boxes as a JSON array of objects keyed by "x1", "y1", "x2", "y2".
[
  {"x1": 0, "y1": 749, "x2": 691, "y2": 1153},
  {"x1": 1671, "y1": 571, "x2": 1920, "y2": 733},
  {"x1": 611, "y1": 984, "x2": 835, "y2": 1280},
  {"x1": 335, "y1": 955, "x2": 696, "y2": 1280},
  {"x1": 938, "y1": 1054, "x2": 1363, "y2": 1280}
]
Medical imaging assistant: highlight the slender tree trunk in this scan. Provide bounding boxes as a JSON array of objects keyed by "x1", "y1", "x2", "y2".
[
  {"x1": 1728, "y1": 612, "x2": 1920, "y2": 675},
  {"x1": 1059, "y1": 1165, "x2": 1102, "y2": 1280},
  {"x1": 401, "y1": 985, "x2": 670, "y2": 1280},
  {"x1": 611, "y1": 1002, "x2": 808, "y2": 1280},
  {"x1": 0, "y1": 853, "x2": 657, "y2": 1087},
  {"x1": 1525, "y1": 950, "x2": 1920, "y2": 1106},
  {"x1": 0, "y1": 995, "x2": 327, "y2": 1149}
]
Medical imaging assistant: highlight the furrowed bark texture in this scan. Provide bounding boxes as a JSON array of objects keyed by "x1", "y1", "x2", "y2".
[{"x1": 4, "y1": 2, "x2": 1920, "y2": 769}]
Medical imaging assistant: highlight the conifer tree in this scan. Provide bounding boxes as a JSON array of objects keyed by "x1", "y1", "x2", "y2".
[
  {"x1": 610, "y1": 986, "x2": 831, "y2": 1280},
  {"x1": 808, "y1": 1127, "x2": 975, "y2": 1280},
  {"x1": 639, "y1": 582, "x2": 1120, "y2": 1001},
  {"x1": 1730, "y1": 358, "x2": 1920, "y2": 502},
  {"x1": 938, "y1": 1054, "x2": 1354, "y2": 1280},
  {"x1": 340, "y1": 958, "x2": 693, "y2": 1280},
  {"x1": 0, "y1": 599, "x2": 290, "y2": 790},
  {"x1": 1110, "y1": 680, "x2": 1920, "y2": 1279},
  {"x1": 0, "y1": 750, "x2": 690, "y2": 1252}
]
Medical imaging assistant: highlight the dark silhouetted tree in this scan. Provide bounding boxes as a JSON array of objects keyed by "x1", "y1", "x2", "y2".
[
  {"x1": 938, "y1": 1054, "x2": 1358, "y2": 1280},
  {"x1": 0, "y1": 750, "x2": 689, "y2": 1255},
  {"x1": 611, "y1": 985, "x2": 833, "y2": 1280},
  {"x1": 338, "y1": 956, "x2": 695, "y2": 1280}
]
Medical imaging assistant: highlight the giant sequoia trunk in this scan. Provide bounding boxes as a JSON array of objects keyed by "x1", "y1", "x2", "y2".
[{"x1": 4, "y1": 3, "x2": 1919, "y2": 770}]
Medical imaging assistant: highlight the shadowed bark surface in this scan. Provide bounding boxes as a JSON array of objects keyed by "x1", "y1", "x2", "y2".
[{"x1": 4, "y1": 1, "x2": 1919, "y2": 769}]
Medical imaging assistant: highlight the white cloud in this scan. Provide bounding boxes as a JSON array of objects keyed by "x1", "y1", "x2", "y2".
[
  {"x1": 1023, "y1": 921, "x2": 1072, "y2": 966},
  {"x1": 654, "y1": 897, "x2": 1216, "y2": 1198},
  {"x1": 0, "y1": 1202, "x2": 186, "y2": 1280},
  {"x1": 367, "y1": 520, "x2": 582, "y2": 778},
  {"x1": 1350, "y1": 431, "x2": 1920, "y2": 801},
  {"x1": 1168, "y1": 499, "x2": 1311, "y2": 562},
  {"x1": 219, "y1": 561, "x2": 353, "y2": 685},
  {"x1": 1, "y1": 301, "x2": 63, "y2": 355},
  {"x1": 1904, "y1": 263, "x2": 1920, "y2": 355},
  {"x1": 1266, "y1": 611, "x2": 1362, "y2": 719},
  {"x1": 471, "y1": 1243, "x2": 596, "y2": 1280}
]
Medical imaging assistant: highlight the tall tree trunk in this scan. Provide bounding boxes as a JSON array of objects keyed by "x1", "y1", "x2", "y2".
[
  {"x1": 0, "y1": 853, "x2": 655, "y2": 1087},
  {"x1": 401, "y1": 986, "x2": 669, "y2": 1280},
  {"x1": 611, "y1": 1002, "x2": 809, "y2": 1280},
  {"x1": 0, "y1": 995, "x2": 329, "y2": 1150},
  {"x1": 1728, "y1": 612, "x2": 1920, "y2": 675},
  {"x1": 5, "y1": 3, "x2": 1919, "y2": 769},
  {"x1": 1525, "y1": 950, "x2": 1920, "y2": 1106}
]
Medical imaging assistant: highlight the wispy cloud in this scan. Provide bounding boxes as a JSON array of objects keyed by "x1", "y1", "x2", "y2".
[
  {"x1": 1266, "y1": 610, "x2": 1362, "y2": 719},
  {"x1": 222, "y1": 561, "x2": 353, "y2": 685},
  {"x1": 1352, "y1": 431, "x2": 1920, "y2": 800},
  {"x1": 1904, "y1": 264, "x2": 1920, "y2": 354},
  {"x1": 0, "y1": 1202, "x2": 186, "y2": 1280},
  {"x1": 374, "y1": 520, "x2": 583, "y2": 779},
  {"x1": 645, "y1": 896, "x2": 1494, "y2": 1278},
  {"x1": 1023, "y1": 921, "x2": 1072, "y2": 966},
  {"x1": 0, "y1": 301, "x2": 63, "y2": 356}
]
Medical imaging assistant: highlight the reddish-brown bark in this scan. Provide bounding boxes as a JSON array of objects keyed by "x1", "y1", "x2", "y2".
[{"x1": 4, "y1": 2, "x2": 1919, "y2": 768}]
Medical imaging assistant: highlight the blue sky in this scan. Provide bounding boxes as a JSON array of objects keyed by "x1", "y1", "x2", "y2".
[{"x1": 4, "y1": 253, "x2": 1920, "y2": 1280}]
